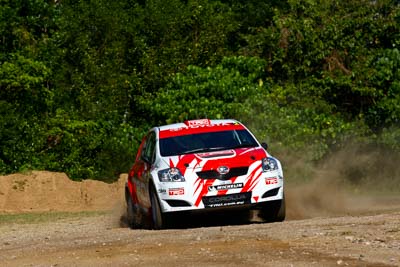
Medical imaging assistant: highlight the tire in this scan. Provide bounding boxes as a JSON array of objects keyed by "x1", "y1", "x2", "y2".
[
  {"x1": 259, "y1": 194, "x2": 286, "y2": 222},
  {"x1": 126, "y1": 196, "x2": 140, "y2": 229},
  {"x1": 150, "y1": 186, "x2": 167, "y2": 229},
  {"x1": 126, "y1": 196, "x2": 134, "y2": 228}
]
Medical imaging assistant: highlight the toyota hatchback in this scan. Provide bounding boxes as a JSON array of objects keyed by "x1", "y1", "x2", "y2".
[{"x1": 125, "y1": 119, "x2": 285, "y2": 229}]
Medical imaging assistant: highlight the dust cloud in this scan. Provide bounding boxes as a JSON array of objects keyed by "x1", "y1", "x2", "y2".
[{"x1": 285, "y1": 143, "x2": 400, "y2": 220}]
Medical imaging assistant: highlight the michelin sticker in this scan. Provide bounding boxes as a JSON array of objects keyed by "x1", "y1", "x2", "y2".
[{"x1": 208, "y1": 183, "x2": 243, "y2": 192}]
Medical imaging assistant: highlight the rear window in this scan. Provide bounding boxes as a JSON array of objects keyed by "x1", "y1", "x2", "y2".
[{"x1": 159, "y1": 129, "x2": 258, "y2": 157}]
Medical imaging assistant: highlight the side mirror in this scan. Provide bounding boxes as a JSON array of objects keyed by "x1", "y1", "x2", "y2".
[{"x1": 261, "y1": 142, "x2": 268, "y2": 151}]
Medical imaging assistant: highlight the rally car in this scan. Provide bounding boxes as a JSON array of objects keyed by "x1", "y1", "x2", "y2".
[{"x1": 125, "y1": 119, "x2": 285, "y2": 229}]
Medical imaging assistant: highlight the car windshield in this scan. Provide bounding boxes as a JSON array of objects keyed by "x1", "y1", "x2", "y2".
[{"x1": 159, "y1": 129, "x2": 258, "y2": 157}]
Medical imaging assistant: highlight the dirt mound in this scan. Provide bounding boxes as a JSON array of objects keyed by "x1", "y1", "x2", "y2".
[{"x1": 0, "y1": 171, "x2": 126, "y2": 213}]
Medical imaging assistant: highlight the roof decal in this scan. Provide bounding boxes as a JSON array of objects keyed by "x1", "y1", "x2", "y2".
[
  {"x1": 184, "y1": 119, "x2": 211, "y2": 127},
  {"x1": 159, "y1": 120, "x2": 245, "y2": 139}
]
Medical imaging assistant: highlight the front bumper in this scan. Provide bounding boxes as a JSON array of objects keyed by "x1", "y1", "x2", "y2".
[{"x1": 155, "y1": 170, "x2": 284, "y2": 213}]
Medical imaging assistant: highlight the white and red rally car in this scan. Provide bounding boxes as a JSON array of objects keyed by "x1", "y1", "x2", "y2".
[{"x1": 125, "y1": 119, "x2": 285, "y2": 229}]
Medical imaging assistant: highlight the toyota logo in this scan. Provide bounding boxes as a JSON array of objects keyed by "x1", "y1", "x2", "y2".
[{"x1": 217, "y1": 166, "x2": 230, "y2": 175}]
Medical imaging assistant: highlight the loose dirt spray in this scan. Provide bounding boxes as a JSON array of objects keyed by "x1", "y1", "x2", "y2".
[{"x1": 285, "y1": 143, "x2": 400, "y2": 220}]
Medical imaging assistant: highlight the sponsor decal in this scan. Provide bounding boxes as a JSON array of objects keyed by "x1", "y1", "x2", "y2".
[
  {"x1": 208, "y1": 183, "x2": 244, "y2": 192},
  {"x1": 207, "y1": 202, "x2": 244, "y2": 208},
  {"x1": 158, "y1": 188, "x2": 167, "y2": 194},
  {"x1": 159, "y1": 122, "x2": 245, "y2": 138},
  {"x1": 168, "y1": 187, "x2": 185, "y2": 196},
  {"x1": 207, "y1": 194, "x2": 247, "y2": 203},
  {"x1": 265, "y1": 177, "x2": 278, "y2": 185},
  {"x1": 185, "y1": 119, "x2": 211, "y2": 127},
  {"x1": 202, "y1": 192, "x2": 251, "y2": 208}
]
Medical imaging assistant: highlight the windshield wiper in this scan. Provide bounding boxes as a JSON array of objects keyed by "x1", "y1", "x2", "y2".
[{"x1": 182, "y1": 147, "x2": 227, "y2": 154}]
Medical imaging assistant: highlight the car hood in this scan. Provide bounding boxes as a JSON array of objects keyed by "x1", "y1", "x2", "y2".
[{"x1": 160, "y1": 147, "x2": 267, "y2": 173}]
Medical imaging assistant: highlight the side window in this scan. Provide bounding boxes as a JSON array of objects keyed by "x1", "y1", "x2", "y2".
[{"x1": 141, "y1": 132, "x2": 156, "y2": 163}]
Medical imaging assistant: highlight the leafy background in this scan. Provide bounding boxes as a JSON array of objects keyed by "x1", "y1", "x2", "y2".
[{"x1": 1, "y1": 0, "x2": 399, "y2": 189}]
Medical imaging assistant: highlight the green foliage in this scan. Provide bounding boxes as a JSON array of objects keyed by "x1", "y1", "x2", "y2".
[
  {"x1": 38, "y1": 111, "x2": 138, "y2": 181},
  {"x1": 367, "y1": 48, "x2": 400, "y2": 128},
  {"x1": 137, "y1": 0, "x2": 238, "y2": 91},
  {"x1": 241, "y1": 83, "x2": 371, "y2": 160},
  {"x1": 139, "y1": 56, "x2": 266, "y2": 124},
  {"x1": 239, "y1": 0, "x2": 400, "y2": 120},
  {"x1": 0, "y1": 54, "x2": 52, "y2": 174},
  {"x1": 0, "y1": 101, "x2": 44, "y2": 173},
  {"x1": 0, "y1": 0, "x2": 57, "y2": 56},
  {"x1": 0, "y1": 0, "x2": 399, "y2": 181},
  {"x1": 379, "y1": 126, "x2": 400, "y2": 150},
  {"x1": 0, "y1": 54, "x2": 52, "y2": 114}
]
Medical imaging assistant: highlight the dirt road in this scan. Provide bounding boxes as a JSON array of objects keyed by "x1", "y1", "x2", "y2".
[
  {"x1": 0, "y1": 210, "x2": 399, "y2": 266},
  {"x1": 0, "y1": 171, "x2": 399, "y2": 266}
]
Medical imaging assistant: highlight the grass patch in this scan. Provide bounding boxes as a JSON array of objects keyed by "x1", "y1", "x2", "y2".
[{"x1": 0, "y1": 211, "x2": 107, "y2": 225}]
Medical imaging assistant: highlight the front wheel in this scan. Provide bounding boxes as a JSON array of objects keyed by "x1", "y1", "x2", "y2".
[
  {"x1": 127, "y1": 195, "x2": 144, "y2": 228},
  {"x1": 259, "y1": 194, "x2": 286, "y2": 222},
  {"x1": 150, "y1": 186, "x2": 168, "y2": 229}
]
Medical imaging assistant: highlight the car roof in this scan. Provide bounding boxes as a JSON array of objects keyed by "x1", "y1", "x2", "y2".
[{"x1": 157, "y1": 119, "x2": 246, "y2": 139}]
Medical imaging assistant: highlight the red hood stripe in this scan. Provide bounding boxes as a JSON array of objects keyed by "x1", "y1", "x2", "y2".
[
  {"x1": 194, "y1": 180, "x2": 214, "y2": 207},
  {"x1": 242, "y1": 163, "x2": 262, "y2": 192}
]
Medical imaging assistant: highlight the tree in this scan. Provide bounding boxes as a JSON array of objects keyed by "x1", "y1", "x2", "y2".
[{"x1": 139, "y1": 56, "x2": 266, "y2": 124}]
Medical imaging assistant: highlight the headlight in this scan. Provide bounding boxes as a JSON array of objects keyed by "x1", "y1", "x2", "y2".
[
  {"x1": 158, "y1": 168, "x2": 185, "y2": 182},
  {"x1": 262, "y1": 157, "x2": 279, "y2": 172}
]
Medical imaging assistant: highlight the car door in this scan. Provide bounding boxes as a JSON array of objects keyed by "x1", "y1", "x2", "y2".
[{"x1": 134, "y1": 131, "x2": 156, "y2": 208}]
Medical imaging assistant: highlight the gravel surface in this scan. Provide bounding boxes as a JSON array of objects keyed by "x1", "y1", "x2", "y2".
[
  {"x1": 1, "y1": 211, "x2": 399, "y2": 266},
  {"x1": 1, "y1": 171, "x2": 399, "y2": 266}
]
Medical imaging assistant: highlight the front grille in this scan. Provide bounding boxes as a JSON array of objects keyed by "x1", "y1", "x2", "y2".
[{"x1": 196, "y1": 167, "x2": 248, "y2": 180}]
